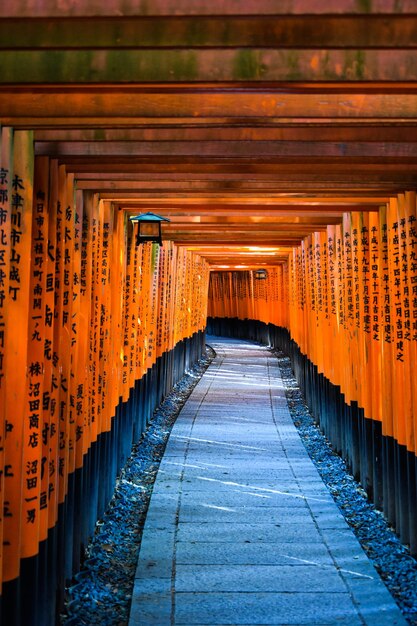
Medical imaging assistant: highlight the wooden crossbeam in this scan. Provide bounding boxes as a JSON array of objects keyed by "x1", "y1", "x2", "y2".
[
  {"x1": 2, "y1": 0, "x2": 416, "y2": 17},
  {"x1": 2, "y1": 16, "x2": 417, "y2": 49},
  {"x1": 3, "y1": 88, "x2": 417, "y2": 121}
]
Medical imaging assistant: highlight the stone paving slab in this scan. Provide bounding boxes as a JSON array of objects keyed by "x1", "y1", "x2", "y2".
[{"x1": 129, "y1": 337, "x2": 407, "y2": 626}]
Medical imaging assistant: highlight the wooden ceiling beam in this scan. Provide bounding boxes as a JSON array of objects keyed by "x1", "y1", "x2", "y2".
[
  {"x1": 2, "y1": 0, "x2": 415, "y2": 17},
  {"x1": 3, "y1": 49, "x2": 417, "y2": 83},
  {"x1": 119, "y1": 206, "x2": 350, "y2": 218},
  {"x1": 2, "y1": 16, "x2": 417, "y2": 50},
  {"x1": 34, "y1": 140, "x2": 417, "y2": 159},
  {"x1": 34, "y1": 126, "x2": 417, "y2": 143},
  {"x1": 3, "y1": 88, "x2": 417, "y2": 120}
]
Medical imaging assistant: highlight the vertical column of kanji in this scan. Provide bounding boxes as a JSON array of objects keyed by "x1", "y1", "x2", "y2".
[
  {"x1": 95, "y1": 200, "x2": 105, "y2": 446},
  {"x1": 100, "y1": 201, "x2": 113, "y2": 434},
  {"x1": 320, "y1": 231, "x2": 331, "y2": 379},
  {"x1": 368, "y1": 212, "x2": 381, "y2": 422},
  {"x1": 146, "y1": 244, "x2": 159, "y2": 369},
  {"x1": 327, "y1": 226, "x2": 338, "y2": 386},
  {"x1": 21, "y1": 156, "x2": 49, "y2": 568},
  {"x1": 307, "y1": 239, "x2": 316, "y2": 365},
  {"x1": 141, "y1": 243, "x2": 152, "y2": 380},
  {"x1": 334, "y1": 225, "x2": 345, "y2": 395},
  {"x1": 300, "y1": 239, "x2": 309, "y2": 356},
  {"x1": 168, "y1": 243, "x2": 177, "y2": 353},
  {"x1": 53, "y1": 166, "x2": 66, "y2": 507},
  {"x1": 74, "y1": 190, "x2": 88, "y2": 472},
  {"x1": 311, "y1": 233, "x2": 321, "y2": 372},
  {"x1": 127, "y1": 225, "x2": 137, "y2": 391},
  {"x1": 0, "y1": 127, "x2": 13, "y2": 591},
  {"x1": 297, "y1": 246, "x2": 306, "y2": 354},
  {"x1": 164, "y1": 241, "x2": 173, "y2": 352},
  {"x1": 161, "y1": 243, "x2": 169, "y2": 360},
  {"x1": 191, "y1": 253, "x2": 198, "y2": 333},
  {"x1": 397, "y1": 194, "x2": 414, "y2": 454},
  {"x1": 79, "y1": 192, "x2": 93, "y2": 470},
  {"x1": 147, "y1": 245, "x2": 159, "y2": 371},
  {"x1": 164, "y1": 243, "x2": 172, "y2": 355},
  {"x1": 134, "y1": 241, "x2": 144, "y2": 383},
  {"x1": 306, "y1": 235, "x2": 316, "y2": 365},
  {"x1": 404, "y1": 192, "x2": 417, "y2": 452},
  {"x1": 3, "y1": 130, "x2": 34, "y2": 584},
  {"x1": 121, "y1": 218, "x2": 132, "y2": 402},
  {"x1": 288, "y1": 252, "x2": 296, "y2": 342},
  {"x1": 186, "y1": 252, "x2": 193, "y2": 338},
  {"x1": 87, "y1": 194, "x2": 100, "y2": 457},
  {"x1": 396, "y1": 193, "x2": 415, "y2": 545},
  {"x1": 404, "y1": 191, "x2": 417, "y2": 553},
  {"x1": 183, "y1": 250, "x2": 190, "y2": 336},
  {"x1": 387, "y1": 198, "x2": 405, "y2": 449},
  {"x1": 350, "y1": 213, "x2": 362, "y2": 408},
  {"x1": 110, "y1": 207, "x2": 125, "y2": 410},
  {"x1": 44, "y1": 160, "x2": 60, "y2": 540},
  {"x1": 65, "y1": 174, "x2": 78, "y2": 494},
  {"x1": 156, "y1": 244, "x2": 166, "y2": 360},
  {"x1": 342, "y1": 213, "x2": 355, "y2": 406},
  {"x1": 190, "y1": 253, "x2": 198, "y2": 334},
  {"x1": 145, "y1": 243, "x2": 155, "y2": 375},
  {"x1": 359, "y1": 214, "x2": 373, "y2": 420},
  {"x1": 174, "y1": 247, "x2": 184, "y2": 346},
  {"x1": 316, "y1": 231, "x2": 326, "y2": 375},
  {"x1": 56, "y1": 166, "x2": 73, "y2": 506}
]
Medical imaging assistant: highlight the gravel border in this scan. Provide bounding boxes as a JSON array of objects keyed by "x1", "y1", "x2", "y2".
[
  {"x1": 273, "y1": 348, "x2": 417, "y2": 626},
  {"x1": 60, "y1": 347, "x2": 215, "y2": 626}
]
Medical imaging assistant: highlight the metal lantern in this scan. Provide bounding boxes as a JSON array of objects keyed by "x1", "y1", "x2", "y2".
[
  {"x1": 254, "y1": 268, "x2": 267, "y2": 280},
  {"x1": 129, "y1": 212, "x2": 170, "y2": 246}
]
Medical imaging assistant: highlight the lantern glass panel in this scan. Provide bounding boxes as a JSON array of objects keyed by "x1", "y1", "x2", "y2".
[{"x1": 139, "y1": 222, "x2": 160, "y2": 238}]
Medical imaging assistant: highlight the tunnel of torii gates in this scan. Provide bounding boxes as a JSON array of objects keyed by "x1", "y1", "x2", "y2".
[{"x1": 2, "y1": 1, "x2": 417, "y2": 624}]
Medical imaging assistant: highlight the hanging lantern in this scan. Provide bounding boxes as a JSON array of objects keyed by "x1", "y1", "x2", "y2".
[
  {"x1": 254, "y1": 269, "x2": 267, "y2": 280},
  {"x1": 129, "y1": 212, "x2": 170, "y2": 246}
]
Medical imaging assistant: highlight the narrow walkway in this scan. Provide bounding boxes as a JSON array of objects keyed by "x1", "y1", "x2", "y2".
[{"x1": 129, "y1": 338, "x2": 406, "y2": 626}]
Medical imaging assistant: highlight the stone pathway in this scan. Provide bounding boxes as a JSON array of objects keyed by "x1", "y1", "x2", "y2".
[{"x1": 129, "y1": 337, "x2": 406, "y2": 626}]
